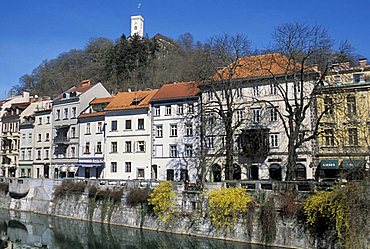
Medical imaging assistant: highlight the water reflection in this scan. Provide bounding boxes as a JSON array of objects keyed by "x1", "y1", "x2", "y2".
[{"x1": 0, "y1": 209, "x2": 270, "y2": 249}]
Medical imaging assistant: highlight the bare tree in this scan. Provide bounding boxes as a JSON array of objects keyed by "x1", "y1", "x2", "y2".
[
  {"x1": 254, "y1": 23, "x2": 336, "y2": 180},
  {"x1": 199, "y1": 33, "x2": 252, "y2": 181}
]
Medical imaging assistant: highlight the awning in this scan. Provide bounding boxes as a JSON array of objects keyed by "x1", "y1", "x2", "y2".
[
  {"x1": 320, "y1": 159, "x2": 339, "y2": 169},
  {"x1": 77, "y1": 163, "x2": 103, "y2": 168},
  {"x1": 341, "y1": 159, "x2": 364, "y2": 169},
  {"x1": 68, "y1": 166, "x2": 78, "y2": 173},
  {"x1": 60, "y1": 166, "x2": 68, "y2": 172}
]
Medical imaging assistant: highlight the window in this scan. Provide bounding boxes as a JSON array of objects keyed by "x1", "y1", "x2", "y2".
[
  {"x1": 170, "y1": 124, "x2": 177, "y2": 137},
  {"x1": 138, "y1": 119, "x2": 144, "y2": 130},
  {"x1": 270, "y1": 84, "x2": 277, "y2": 95},
  {"x1": 27, "y1": 150, "x2": 32, "y2": 160},
  {"x1": 348, "y1": 128, "x2": 358, "y2": 145},
  {"x1": 28, "y1": 133, "x2": 32, "y2": 139},
  {"x1": 347, "y1": 96, "x2": 356, "y2": 115},
  {"x1": 165, "y1": 105, "x2": 172, "y2": 116},
  {"x1": 111, "y1": 120, "x2": 118, "y2": 131},
  {"x1": 38, "y1": 134, "x2": 42, "y2": 142},
  {"x1": 21, "y1": 150, "x2": 25, "y2": 160},
  {"x1": 72, "y1": 107, "x2": 77, "y2": 118},
  {"x1": 71, "y1": 127, "x2": 76, "y2": 138},
  {"x1": 86, "y1": 123, "x2": 91, "y2": 134},
  {"x1": 185, "y1": 123, "x2": 193, "y2": 136},
  {"x1": 270, "y1": 107, "x2": 278, "y2": 122},
  {"x1": 37, "y1": 150, "x2": 41, "y2": 160},
  {"x1": 96, "y1": 142, "x2": 102, "y2": 153},
  {"x1": 45, "y1": 149, "x2": 49, "y2": 159},
  {"x1": 185, "y1": 144, "x2": 193, "y2": 157},
  {"x1": 137, "y1": 168, "x2": 145, "y2": 178},
  {"x1": 63, "y1": 108, "x2": 68, "y2": 119},
  {"x1": 125, "y1": 120, "x2": 132, "y2": 130},
  {"x1": 324, "y1": 129, "x2": 335, "y2": 146},
  {"x1": 188, "y1": 103, "x2": 194, "y2": 113},
  {"x1": 56, "y1": 110, "x2": 60, "y2": 120},
  {"x1": 46, "y1": 116, "x2": 50, "y2": 124},
  {"x1": 71, "y1": 147, "x2": 75, "y2": 158},
  {"x1": 167, "y1": 169, "x2": 175, "y2": 181},
  {"x1": 236, "y1": 88, "x2": 243, "y2": 98},
  {"x1": 154, "y1": 106, "x2": 160, "y2": 116},
  {"x1": 294, "y1": 82, "x2": 302, "y2": 93},
  {"x1": 85, "y1": 142, "x2": 90, "y2": 154},
  {"x1": 22, "y1": 134, "x2": 26, "y2": 140},
  {"x1": 236, "y1": 110, "x2": 244, "y2": 122},
  {"x1": 137, "y1": 141, "x2": 145, "y2": 152},
  {"x1": 38, "y1": 117, "x2": 42, "y2": 125},
  {"x1": 353, "y1": 73, "x2": 364, "y2": 83},
  {"x1": 253, "y1": 86, "x2": 259, "y2": 97},
  {"x1": 97, "y1": 122, "x2": 103, "y2": 133},
  {"x1": 170, "y1": 145, "x2": 177, "y2": 157},
  {"x1": 45, "y1": 133, "x2": 50, "y2": 141},
  {"x1": 324, "y1": 97, "x2": 334, "y2": 115},
  {"x1": 125, "y1": 141, "x2": 132, "y2": 153},
  {"x1": 177, "y1": 104, "x2": 183, "y2": 115},
  {"x1": 207, "y1": 91, "x2": 214, "y2": 101},
  {"x1": 205, "y1": 136, "x2": 214, "y2": 149},
  {"x1": 252, "y1": 108, "x2": 261, "y2": 123},
  {"x1": 111, "y1": 162, "x2": 117, "y2": 173},
  {"x1": 125, "y1": 162, "x2": 132, "y2": 173},
  {"x1": 111, "y1": 142, "x2": 117, "y2": 153},
  {"x1": 156, "y1": 125, "x2": 163, "y2": 138},
  {"x1": 270, "y1": 133, "x2": 279, "y2": 148}
]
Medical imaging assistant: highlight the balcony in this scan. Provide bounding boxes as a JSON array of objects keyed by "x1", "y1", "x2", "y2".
[{"x1": 53, "y1": 137, "x2": 71, "y2": 144}]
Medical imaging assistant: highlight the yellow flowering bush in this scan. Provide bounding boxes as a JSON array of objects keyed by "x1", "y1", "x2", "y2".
[
  {"x1": 148, "y1": 181, "x2": 175, "y2": 221},
  {"x1": 207, "y1": 187, "x2": 253, "y2": 229},
  {"x1": 304, "y1": 188, "x2": 349, "y2": 240}
]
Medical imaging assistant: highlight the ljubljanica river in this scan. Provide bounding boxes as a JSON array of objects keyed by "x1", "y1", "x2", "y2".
[{"x1": 0, "y1": 209, "x2": 274, "y2": 249}]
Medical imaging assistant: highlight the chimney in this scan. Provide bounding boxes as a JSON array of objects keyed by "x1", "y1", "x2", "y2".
[
  {"x1": 22, "y1": 91, "x2": 30, "y2": 99},
  {"x1": 359, "y1": 58, "x2": 367, "y2": 68},
  {"x1": 81, "y1": 80, "x2": 91, "y2": 87}
]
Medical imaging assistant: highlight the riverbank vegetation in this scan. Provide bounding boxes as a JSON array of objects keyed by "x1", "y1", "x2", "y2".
[
  {"x1": 207, "y1": 187, "x2": 253, "y2": 229},
  {"x1": 303, "y1": 182, "x2": 369, "y2": 249}
]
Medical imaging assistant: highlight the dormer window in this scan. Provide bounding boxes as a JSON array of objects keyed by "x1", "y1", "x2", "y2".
[
  {"x1": 63, "y1": 93, "x2": 68, "y2": 99},
  {"x1": 131, "y1": 97, "x2": 144, "y2": 106},
  {"x1": 353, "y1": 74, "x2": 364, "y2": 83},
  {"x1": 70, "y1": 92, "x2": 77, "y2": 97}
]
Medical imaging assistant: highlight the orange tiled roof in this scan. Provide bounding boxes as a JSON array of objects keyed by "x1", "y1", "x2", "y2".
[
  {"x1": 105, "y1": 90, "x2": 158, "y2": 111},
  {"x1": 213, "y1": 53, "x2": 307, "y2": 80},
  {"x1": 79, "y1": 112, "x2": 106, "y2": 118},
  {"x1": 152, "y1": 82, "x2": 199, "y2": 101},
  {"x1": 90, "y1": 97, "x2": 114, "y2": 105}
]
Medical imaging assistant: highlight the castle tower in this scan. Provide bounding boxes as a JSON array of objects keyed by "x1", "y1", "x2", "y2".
[{"x1": 131, "y1": 15, "x2": 144, "y2": 37}]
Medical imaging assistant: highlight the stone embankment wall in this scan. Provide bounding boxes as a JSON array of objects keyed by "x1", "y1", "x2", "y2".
[{"x1": 0, "y1": 178, "x2": 318, "y2": 249}]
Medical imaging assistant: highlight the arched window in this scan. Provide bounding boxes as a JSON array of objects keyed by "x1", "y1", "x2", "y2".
[
  {"x1": 269, "y1": 164, "x2": 282, "y2": 181},
  {"x1": 212, "y1": 164, "x2": 222, "y2": 182},
  {"x1": 233, "y1": 164, "x2": 241, "y2": 180},
  {"x1": 295, "y1": 163, "x2": 306, "y2": 180},
  {"x1": 250, "y1": 164, "x2": 259, "y2": 180}
]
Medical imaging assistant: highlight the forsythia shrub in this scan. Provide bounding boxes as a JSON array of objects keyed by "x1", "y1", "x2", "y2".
[
  {"x1": 304, "y1": 188, "x2": 349, "y2": 240},
  {"x1": 148, "y1": 181, "x2": 175, "y2": 221},
  {"x1": 207, "y1": 187, "x2": 253, "y2": 229}
]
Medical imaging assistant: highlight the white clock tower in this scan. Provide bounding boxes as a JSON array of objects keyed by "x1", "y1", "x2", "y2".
[{"x1": 131, "y1": 15, "x2": 144, "y2": 38}]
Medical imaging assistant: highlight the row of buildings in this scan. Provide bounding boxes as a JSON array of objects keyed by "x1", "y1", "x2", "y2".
[{"x1": 1, "y1": 54, "x2": 369, "y2": 182}]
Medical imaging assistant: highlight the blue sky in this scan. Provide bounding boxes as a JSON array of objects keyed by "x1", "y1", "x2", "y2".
[{"x1": 1, "y1": 0, "x2": 369, "y2": 99}]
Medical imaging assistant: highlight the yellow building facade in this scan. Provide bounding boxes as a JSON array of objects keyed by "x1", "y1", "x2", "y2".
[{"x1": 316, "y1": 59, "x2": 370, "y2": 178}]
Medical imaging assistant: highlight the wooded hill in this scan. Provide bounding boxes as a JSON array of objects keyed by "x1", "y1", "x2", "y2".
[{"x1": 11, "y1": 33, "x2": 213, "y2": 97}]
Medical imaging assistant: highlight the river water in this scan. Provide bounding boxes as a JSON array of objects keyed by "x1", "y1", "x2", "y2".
[{"x1": 0, "y1": 209, "x2": 274, "y2": 249}]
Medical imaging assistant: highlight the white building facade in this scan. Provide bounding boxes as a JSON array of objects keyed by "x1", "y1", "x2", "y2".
[
  {"x1": 51, "y1": 80, "x2": 110, "y2": 178},
  {"x1": 103, "y1": 90, "x2": 157, "y2": 180},
  {"x1": 151, "y1": 82, "x2": 201, "y2": 182}
]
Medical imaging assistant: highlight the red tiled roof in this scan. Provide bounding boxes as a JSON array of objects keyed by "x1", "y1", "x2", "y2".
[
  {"x1": 151, "y1": 82, "x2": 199, "y2": 101},
  {"x1": 79, "y1": 112, "x2": 106, "y2": 118},
  {"x1": 90, "y1": 97, "x2": 114, "y2": 105},
  {"x1": 213, "y1": 53, "x2": 308, "y2": 80},
  {"x1": 105, "y1": 90, "x2": 158, "y2": 111}
]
